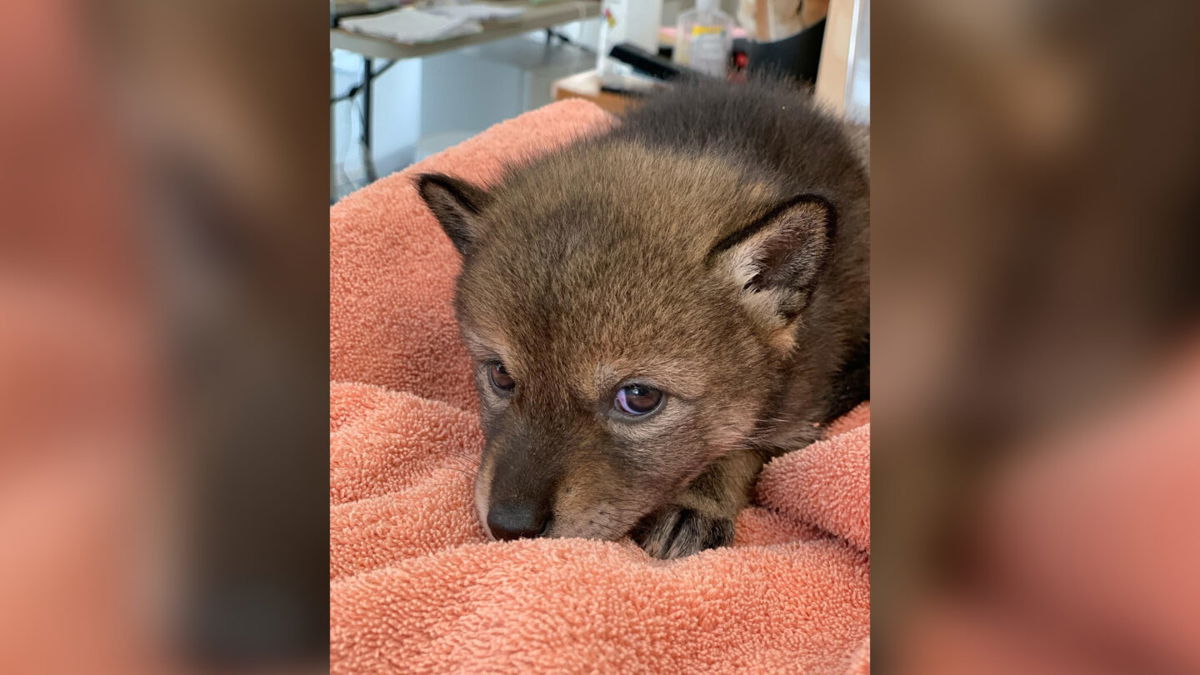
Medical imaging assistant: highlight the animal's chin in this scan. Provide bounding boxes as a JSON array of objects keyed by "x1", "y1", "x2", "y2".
[
  {"x1": 543, "y1": 520, "x2": 639, "y2": 542},
  {"x1": 544, "y1": 499, "x2": 663, "y2": 542},
  {"x1": 469, "y1": 502, "x2": 648, "y2": 543}
]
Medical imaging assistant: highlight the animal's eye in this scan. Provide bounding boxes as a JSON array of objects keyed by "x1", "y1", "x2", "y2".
[
  {"x1": 488, "y1": 362, "x2": 515, "y2": 393},
  {"x1": 614, "y1": 384, "x2": 663, "y2": 416}
]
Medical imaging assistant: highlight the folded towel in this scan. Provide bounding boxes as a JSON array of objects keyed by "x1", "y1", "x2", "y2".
[{"x1": 330, "y1": 100, "x2": 870, "y2": 673}]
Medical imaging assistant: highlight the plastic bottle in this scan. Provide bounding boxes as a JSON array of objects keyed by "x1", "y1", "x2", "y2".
[
  {"x1": 673, "y1": 0, "x2": 734, "y2": 78},
  {"x1": 596, "y1": 0, "x2": 664, "y2": 88}
]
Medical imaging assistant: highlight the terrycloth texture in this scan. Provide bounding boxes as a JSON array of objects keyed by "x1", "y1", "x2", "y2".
[{"x1": 330, "y1": 100, "x2": 871, "y2": 673}]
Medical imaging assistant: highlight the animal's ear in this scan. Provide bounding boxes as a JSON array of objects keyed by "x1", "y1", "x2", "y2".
[
  {"x1": 415, "y1": 173, "x2": 491, "y2": 256},
  {"x1": 708, "y1": 194, "x2": 835, "y2": 319}
]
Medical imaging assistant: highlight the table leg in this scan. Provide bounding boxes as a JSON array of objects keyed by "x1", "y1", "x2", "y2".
[{"x1": 361, "y1": 55, "x2": 377, "y2": 183}]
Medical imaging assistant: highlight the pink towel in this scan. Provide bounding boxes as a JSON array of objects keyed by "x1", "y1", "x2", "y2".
[{"x1": 330, "y1": 100, "x2": 870, "y2": 673}]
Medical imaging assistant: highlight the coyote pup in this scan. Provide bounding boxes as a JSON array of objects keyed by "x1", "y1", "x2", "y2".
[{"x1": 417, "y1": 80, "x2": 868, "y2": 559}]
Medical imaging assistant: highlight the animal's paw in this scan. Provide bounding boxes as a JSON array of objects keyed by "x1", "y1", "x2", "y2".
[{"x1": 632, "y1": 505, "x2": 735, "y2": 559}]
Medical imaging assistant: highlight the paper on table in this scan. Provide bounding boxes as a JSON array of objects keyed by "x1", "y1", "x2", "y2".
[
  {"x1": 424, "y1": 3, "x2": 525, "y2": 21},
  {"x1": 340, "y1": 7, "x2": 483, "y2": 44}
]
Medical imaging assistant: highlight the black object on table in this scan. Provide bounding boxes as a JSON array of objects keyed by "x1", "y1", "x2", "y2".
[
  {"x1": 734, "y1": 18, "x2": 826, "y2": 84},
  {"x1": 607, "y1": 43, "x2": 713, "y2": 82}
]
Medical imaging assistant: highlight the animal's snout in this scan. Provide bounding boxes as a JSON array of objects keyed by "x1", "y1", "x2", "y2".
[{"x1": 486, "y1": 500, "x2": 550, "y2": 541}]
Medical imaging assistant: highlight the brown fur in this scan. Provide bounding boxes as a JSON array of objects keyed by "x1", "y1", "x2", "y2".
[{"x1": 417, "y1": 80, "x2": 868, "y2": 558}]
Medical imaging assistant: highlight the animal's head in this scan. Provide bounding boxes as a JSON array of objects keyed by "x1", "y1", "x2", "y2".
[{"x1": 416, "y1": 144, "x2": 835, "y2": 542}]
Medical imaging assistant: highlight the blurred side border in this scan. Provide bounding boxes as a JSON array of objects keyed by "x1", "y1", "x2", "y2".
[{"x1": 0, "y1": 1, "x2": 330, "y2": 672}]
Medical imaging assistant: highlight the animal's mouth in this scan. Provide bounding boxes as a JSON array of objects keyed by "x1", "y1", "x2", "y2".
[
  {"x1": 472, "y1": 445, "x2": 682, "y2": 543},
  {"x1": 475, "y1": 474, "x2": 658, "y2": 543}
]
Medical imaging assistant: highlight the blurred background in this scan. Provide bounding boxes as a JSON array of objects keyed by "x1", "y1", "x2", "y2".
[
  {"x1": 329, "y1": 0, "x2": 869, "y2": 201},
  {"x1": 1, "y1": 1, "x2": 329, "y2": 673},
  {"x1": 874, "y1": 1, "x2": 1200, "y2": 671},
  {"x1": 1, "y1": 0, "x2": 1198, "y2": 673}
]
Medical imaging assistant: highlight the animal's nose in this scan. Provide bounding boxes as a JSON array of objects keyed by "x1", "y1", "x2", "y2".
[{"x1": 486, "y1": 501, "x2": 550, "y2": 541}]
